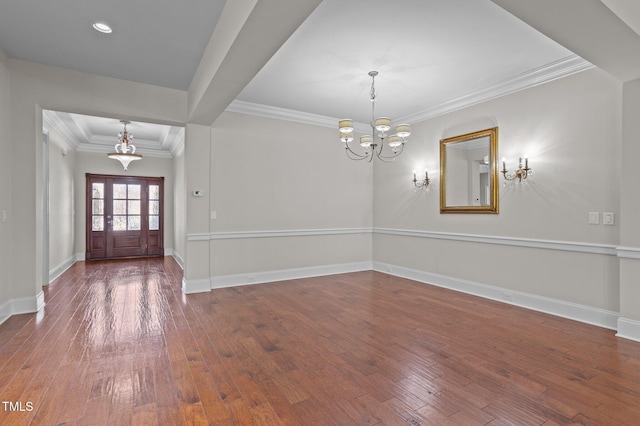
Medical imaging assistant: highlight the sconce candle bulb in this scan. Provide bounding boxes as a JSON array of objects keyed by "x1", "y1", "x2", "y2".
[
  {"x1": 502, "y1": 155, "x2": 531, "y2": 183},
  {"x1": 412, "y1": 168, "x2": 430, "y2": 189}
]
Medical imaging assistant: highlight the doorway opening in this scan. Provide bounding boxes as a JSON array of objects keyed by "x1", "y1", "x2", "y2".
[{"x1": 86, "y1": 173, "x2": 164, "y2": 260}]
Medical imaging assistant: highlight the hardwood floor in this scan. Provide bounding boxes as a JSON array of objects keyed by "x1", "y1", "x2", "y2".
[{"x1": 1, "y1": 258, "x2": 640, "y2": 425}]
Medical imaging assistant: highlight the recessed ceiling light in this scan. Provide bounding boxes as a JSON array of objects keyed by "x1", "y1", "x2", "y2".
[{"x1": 92, "y1": 22, "x2": 113, "y2": 34}]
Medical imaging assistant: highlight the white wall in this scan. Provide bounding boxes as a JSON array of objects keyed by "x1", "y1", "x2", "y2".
[
  {"x1": 173, "y1": 145, "x2": 186, "y2": 267},
  {"x1": 184, "y1": 112, "x2": 373, "y2": 288},
  {"x1": 373, "y1": 68, "x2": 622, "y2": 316},
  {"x1": 0, "y1": 49, "x2": 12, "y2": 313},
  {"x1": 73, "y1": 152, "x2": 175, "y2": 257},
  {"x1": 46, "y1": 127, "x2": 77, "y2": 276}
]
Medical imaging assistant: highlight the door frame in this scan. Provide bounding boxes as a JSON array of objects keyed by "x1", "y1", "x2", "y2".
[{"x1": 85, "y1": 173, "x2": 164, "y2": 260}]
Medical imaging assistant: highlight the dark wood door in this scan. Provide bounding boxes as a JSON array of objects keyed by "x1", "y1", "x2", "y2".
[{"x1": 86, "y1": 174, "x2": 164, "y2": 260}]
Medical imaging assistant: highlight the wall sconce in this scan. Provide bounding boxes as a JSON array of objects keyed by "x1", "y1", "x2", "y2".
[
  {"x1": 501, "y1": 156, "x2": 531, "y2": 183},
  {"x1": 412, "y1": 169, "x2": 430, "y2": 188}
]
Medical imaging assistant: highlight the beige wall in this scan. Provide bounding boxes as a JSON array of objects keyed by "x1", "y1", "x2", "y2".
[
  {"x1": 207, "y1": 112, "x2": 373, "y2": 279},
  {"x1": 0, "y1": 49, "x2": 11, "y2": 308},
  {"x1": 46, "y1": 127, "x2": 77, "y2": 272},
  {"x1": 373, "y1": 67, "x2": 622, "y2": 312},
  {"x1": 173, "y1": 145, "x2": 186, "y2": 267}
]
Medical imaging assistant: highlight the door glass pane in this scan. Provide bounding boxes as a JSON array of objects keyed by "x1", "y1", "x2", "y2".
[
  {"x1": 128, "y1": 184, "x2": 141, "y2": 199},
  {"x1": 113, "y1": 184, "x2": 127, "y2": 199},
  {"x1": 113, "y1": 216, "x2": 127, "y2": 231},
  {"x1": 149, "y1": 185, "x2": 159, "y2": 200},
  {"x1": 149, "y1": 200, "x2": 159, "y2": 215},
  {"x1": 113, "y1": 200, "x2": 127, "y2": 215},
  {"x1": 92, "y1": 199, "x2": 104, "y2": 215},
  {"x1": 92, "y1": 183, "x2": 104, "y2": 199},
  {"x1": 128, "y1": 200, "x2": 141, "y2": 215},
  {"x1": 128, "y1": 216, "x2": 141, "y2": 230},
  {"x1": 149, "y1": 216, "x2": 159, "y2": 230},
  {"x1": 92, "y1": 216, "x2": 104, "y2": 231}
]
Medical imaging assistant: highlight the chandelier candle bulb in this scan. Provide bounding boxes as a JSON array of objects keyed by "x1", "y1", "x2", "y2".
[{"x1": 502, "y1": 157, "x2": 506, "y2": 170}]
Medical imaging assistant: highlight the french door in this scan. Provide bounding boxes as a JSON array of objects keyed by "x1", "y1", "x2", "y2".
[{"x1": 86, "y1": 174, "x2": 164, "y2": 260}]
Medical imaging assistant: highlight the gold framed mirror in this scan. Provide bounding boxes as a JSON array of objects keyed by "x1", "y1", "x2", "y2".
[{"x1": 440, "y1": 127, "x2": 498, "y2": 214}]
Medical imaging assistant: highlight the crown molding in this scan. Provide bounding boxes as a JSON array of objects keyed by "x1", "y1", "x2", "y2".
[
  {"x1": 42, "y1": 110, "x2": 80, "y2": 150},
  {"x1": 227, "y1": 55, "x2": 593, "y2": 129},
  {"x1": 397, "y1": 55, "x2": 593, "y2": 123}
]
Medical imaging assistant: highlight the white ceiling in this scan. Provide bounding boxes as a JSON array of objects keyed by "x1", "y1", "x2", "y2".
[{"x1": 0, "y1": 0, "x2": 598, "y2": 156}]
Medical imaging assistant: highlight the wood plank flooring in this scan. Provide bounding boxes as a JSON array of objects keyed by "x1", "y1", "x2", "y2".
[{"x1": 1, "y1": 257, "x2": 640, "y2": 424}]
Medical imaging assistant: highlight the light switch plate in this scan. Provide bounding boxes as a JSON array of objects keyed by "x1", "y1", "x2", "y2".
[
  {"x1": 603, "y1": 212, "x2": 615, "y2": 225},
  {"x1": 588, "y1": 212, "x2": 599, "y2": 225}
]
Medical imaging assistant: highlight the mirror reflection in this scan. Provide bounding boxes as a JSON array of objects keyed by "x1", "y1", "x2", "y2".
[{"x1": 440, "y1": 127, "x2": 498, "y2": 214}]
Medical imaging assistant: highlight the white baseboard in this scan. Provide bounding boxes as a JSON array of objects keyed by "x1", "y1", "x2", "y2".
[
  {"x1": 180, "y1": 261, "x2": 373, "y2": 294},
  {"x1": 210, "y1": 261, "x2": 373, "y2": 290},
  {"x1": 49, "y1": 256, "x2": 77, "y2": 283},
  {"x1": 616, "y1": 318, "x2": 640, "y2": 342},
  {"x1": 373, "y1": 261, "x2": 620, "y2": 332},
  {"x1": 75, "y1": 252, "x2": 86, "y2": 261},
  {"x1": 0, "y1": 291, "x2": 45, "y2": 326},
  {"x1": 182, "y1": 277, "x2": 211, "y2": 294},
  {"x1": 172, "y1": 252, "x2": 185, "y2": 270}
]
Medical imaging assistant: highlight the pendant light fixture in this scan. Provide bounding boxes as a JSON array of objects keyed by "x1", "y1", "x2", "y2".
[
  {"x1": 108, "y1": 120, "x2": 142, "y2": 171},
  {"x1": 338, "y1": 71, "x2": 411, "y2": 162}
]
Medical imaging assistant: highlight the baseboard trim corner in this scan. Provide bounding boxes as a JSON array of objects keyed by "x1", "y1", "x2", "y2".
[
  {"x1": 616, "y1": 318, "x2": 640, "y2": 342},
  {"x1": 0, "y1": 292, "x2": 44, "y2": 326},
  {"x1": 182, "y1": 277, "x2": 211, "y2": 294}
]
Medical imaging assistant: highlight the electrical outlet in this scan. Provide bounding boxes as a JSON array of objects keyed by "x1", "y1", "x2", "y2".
[
  {"x1": 603, "y1": 212, "x2": 615, "y2": 226},
  {"x1": 1, "y1": 210, "x2": 6, "y2": 223},
  {"x1": 588, "y1": 212, "x2": 599, "y2": 225}
]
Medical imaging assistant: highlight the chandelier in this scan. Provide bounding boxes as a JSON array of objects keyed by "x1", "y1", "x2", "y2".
[
  {"x1": 108, "y1": 120, "x2": 141, "y2": 170},
  {"x1": 338, "y1": 71, "x2": 410, "y2": 162}
]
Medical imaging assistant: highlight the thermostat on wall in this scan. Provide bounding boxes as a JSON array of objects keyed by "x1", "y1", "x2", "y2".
[{"x1": 193, "y1": 190, "x2": 203, "y2": 197}]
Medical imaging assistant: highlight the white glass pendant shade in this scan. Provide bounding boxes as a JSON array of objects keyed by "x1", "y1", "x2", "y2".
[
  {"x1": 375, "y1": 117, "x2": 391, "y2": 132},
  {"x1": 339, "y1": 119, "x2": 354, "y2": 133},
  {"x1": 360, "y1": 134, "x2": 373, "y2": 147},
  {"x1": 107, "y1": 153, "x2": 142, "y2": 171},
  {"x1": 395, "y1": 124, "x2": 411, "y2": 138}
]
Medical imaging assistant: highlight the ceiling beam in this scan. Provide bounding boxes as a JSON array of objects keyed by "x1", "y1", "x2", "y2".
[
  {"x1": 490, "y1": 0, "x2": 640, "y2": 82},
  {"x1": 187, "y1": 0, "x2": 322, "y2": 126}
]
